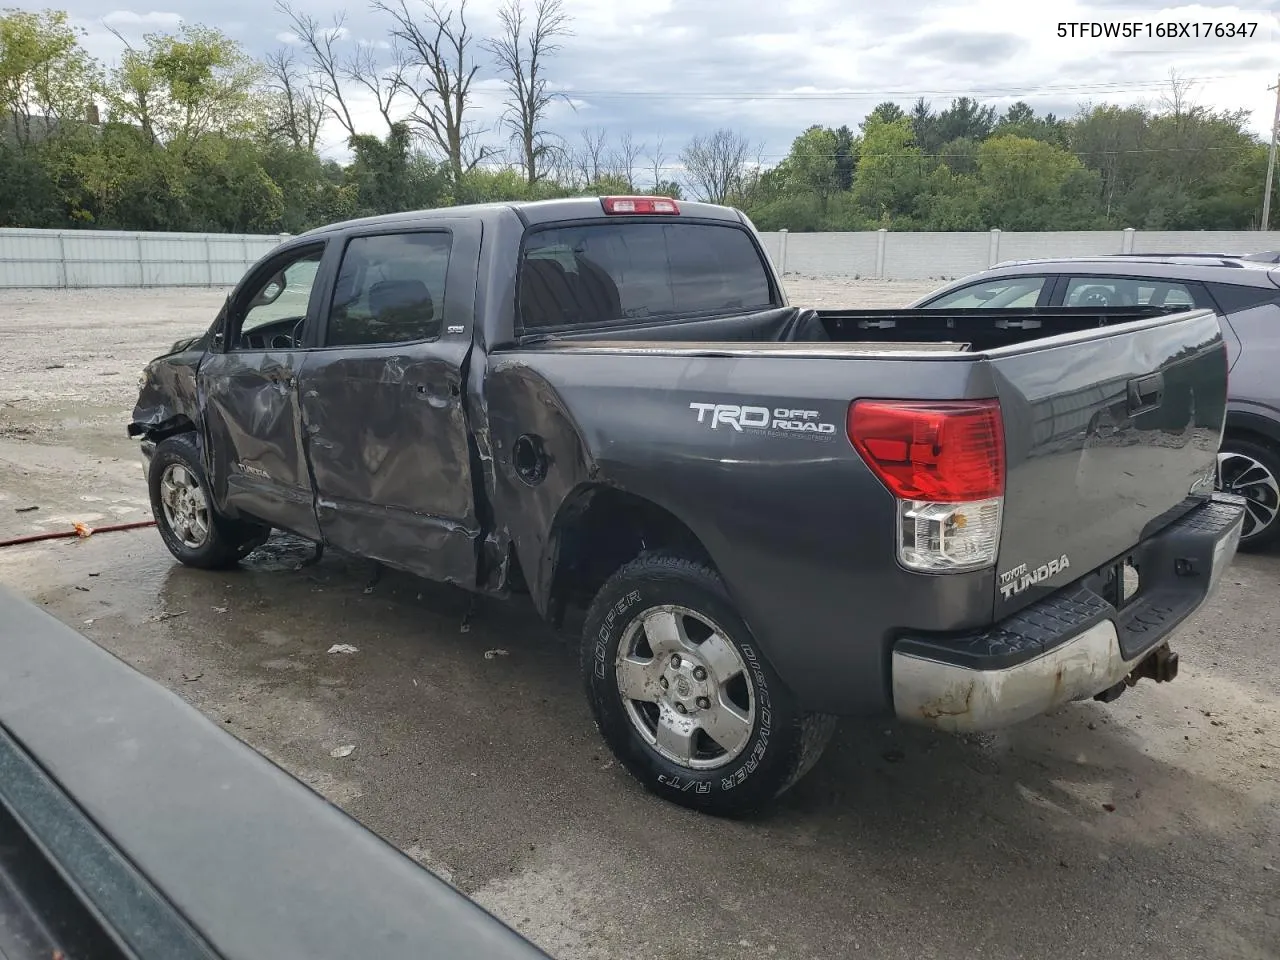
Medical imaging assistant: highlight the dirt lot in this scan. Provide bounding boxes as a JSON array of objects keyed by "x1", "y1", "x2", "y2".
[{"x1": 1, "y1": 282, "x2": 1278, "y2": 960}]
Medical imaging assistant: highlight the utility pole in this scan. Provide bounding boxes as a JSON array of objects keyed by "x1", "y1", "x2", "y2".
[{"x1": 1263, "y1": 74, "x2": 1279, "y2": 232}]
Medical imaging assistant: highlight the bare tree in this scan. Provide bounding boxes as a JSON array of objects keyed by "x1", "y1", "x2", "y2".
[
  {"x1": 275, "y1": 2, "x2": 358, "y2": 139},
  {"x1": 680, "y1": 128, "x2": 753, "y2": 204},
  {"x1": 346, "y1": 41, "x2": 401, "y2": 133},
  {"x1": 483, "y1": 0, "x2": 572, "y2": 185},
  {"x1": 374, "y1": 0, "x2": 488, "y2": 180},
  {"x1": 572, "y1": 125, "x2": 609, "y2": 185},
  {"x1": 1156, "y1": 67, "x2": 1197, "y2": 124},
  {"x1": 263, "y1": 47, "x2": 325, "y2": 150},
  {"x1": 646, "y1": 135, "x2": 667, "y2": 191},
  {"x1": 611, "y1": 130, "x2": 644, "y2": 191}
]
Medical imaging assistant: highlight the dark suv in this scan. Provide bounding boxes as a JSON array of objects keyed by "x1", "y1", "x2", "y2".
[{"x1": 912, "y1": 254, "x2": 1280, "y2": 550}]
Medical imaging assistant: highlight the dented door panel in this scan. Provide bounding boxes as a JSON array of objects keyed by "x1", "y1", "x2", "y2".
[
  {"x1": 194, "y1": 239, "x2": 333, "y2": 539},
  {"x1": 297, "y1": 219, "x2": 484, "y2": 587},
  {"x1": 200, "y1": 349, "x2": 320, "y2": 539},
  {"x1": 300, "y1": 348, "x2": 478, "y2": 584}
]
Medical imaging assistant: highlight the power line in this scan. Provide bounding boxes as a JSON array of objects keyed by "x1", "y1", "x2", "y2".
[
  {"x1": 556, "y1": 76, "x2": 1234, "y2": 102},
  {"x1": 636, "y1": 144, "x2": 1272, "y2": 166}
]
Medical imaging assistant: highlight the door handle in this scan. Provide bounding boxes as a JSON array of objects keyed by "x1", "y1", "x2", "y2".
[
  {"x1": 416, "y1": 383, "x2": 460, "y2": 401},
  {"x1": 1127, "y1": 372, "x2": 1163, "y2": 415}
]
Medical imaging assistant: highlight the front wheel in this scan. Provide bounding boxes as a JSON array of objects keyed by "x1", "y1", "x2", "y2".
[
  {"x1": 148, "y1": 434, "x2": 271, "y2": 569},
  {"x1": 1217, "y1": 437, "x2": 1280, "y2": 551},
  {"x1": 581, "y1": 551, "x2": 836, "y2": 816}
]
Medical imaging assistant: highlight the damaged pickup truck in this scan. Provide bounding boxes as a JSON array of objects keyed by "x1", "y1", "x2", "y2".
[{"x1": 130, "y1": 196, "x2": 1246, "y2": 815}]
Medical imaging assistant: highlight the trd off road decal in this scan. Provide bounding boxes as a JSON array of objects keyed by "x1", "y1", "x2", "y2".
[{"x1": 689, "y1": 402, "x2": 838, "y2": 442}]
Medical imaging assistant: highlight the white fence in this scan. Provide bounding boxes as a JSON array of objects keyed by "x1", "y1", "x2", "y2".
[
  {"x1": 1, "y1": 226, "x2": 1279, "y2": 289},
  {"x1": 0, "y1": 228, "x2": 288, "y2": 289},
  {"x1": 756, "y1": 228, "x2": 1280, "y2": 280}
]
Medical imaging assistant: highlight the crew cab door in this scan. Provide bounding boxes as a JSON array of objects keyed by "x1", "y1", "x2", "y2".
[
  {"x1": 198, "y1": 240, "x2": 330, "y2": 539},
  {"x1": 297, "y1": 221, "x2": 482, "y2": 586}
]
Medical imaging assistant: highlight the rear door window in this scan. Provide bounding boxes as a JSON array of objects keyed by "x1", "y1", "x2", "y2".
[
  {"x1": 1061, "y1": 276, "x2": 1207, "y2": 309},
  {"x1": 325, "y1": 231, "x2": 452, "y2": 347},
  {"x1": 518, "y1": 222, "x2": 776, "y2": 331}
]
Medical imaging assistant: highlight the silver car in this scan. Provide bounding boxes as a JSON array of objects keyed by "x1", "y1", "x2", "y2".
[{"x1": 912, "y1": 253, "x2": 1280, "y2": 551}]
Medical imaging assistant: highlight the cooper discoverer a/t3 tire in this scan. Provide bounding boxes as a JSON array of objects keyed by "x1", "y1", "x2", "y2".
[{"x1": 581, "y1": 551, "x2": 836, "y2": 816}]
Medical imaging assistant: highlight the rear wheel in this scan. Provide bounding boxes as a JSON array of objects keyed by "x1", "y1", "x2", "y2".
[
  {"x1": 581, "y1": 551, "x2": 836, "y2": 816},
  {"x1": 1217, "y1": 437, "x2": 1280, "y2": 551},
  {"x1": 148, "y1": 434, "x2": 271, "y2": 569}
]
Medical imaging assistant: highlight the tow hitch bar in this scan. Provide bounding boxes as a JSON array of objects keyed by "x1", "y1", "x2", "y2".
[
  {"x1": 1093, "y1": 643, "x2": 1179, "y2": 703},
  {"x1": 1128, "y1": 643, "x2": 1180, "y2": 684}
]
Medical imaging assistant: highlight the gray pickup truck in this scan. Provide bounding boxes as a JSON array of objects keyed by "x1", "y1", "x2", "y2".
[{"x1": 129, "y1": 196, "x2": 1246, "y2": 815}]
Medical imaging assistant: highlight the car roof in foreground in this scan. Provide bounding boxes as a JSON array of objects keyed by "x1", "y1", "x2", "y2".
[
  {"x1": 295, "y1": 196, "x2": 744, "y2": 239},
  {"x1": 977, "y1": 254, "x2": 1280, "y2": 287}
]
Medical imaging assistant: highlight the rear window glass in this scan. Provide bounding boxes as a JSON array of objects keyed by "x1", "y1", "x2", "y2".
[
  {"x1": 1207, "y1": 282, "x2": 1280, "y2": 314},
  {"x1": 518, "y1": 222, "x2": 775, "y2": 331}
]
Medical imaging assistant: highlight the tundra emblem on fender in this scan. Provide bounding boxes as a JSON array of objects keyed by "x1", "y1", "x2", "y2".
[{"x1": 998, "y1": 554, "x2": 1070, "y2": 600}]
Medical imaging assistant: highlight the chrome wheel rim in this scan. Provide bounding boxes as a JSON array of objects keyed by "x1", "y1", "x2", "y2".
[
  {"x1": 159, "y1": 463, "x2": 210, "y2": 549},
  {"x1": 615, "y1": 605, "x2": 756, "y2": 771},
  {"x1": 1217, "y1": 451, "x2": 1280, "y2": 541}
]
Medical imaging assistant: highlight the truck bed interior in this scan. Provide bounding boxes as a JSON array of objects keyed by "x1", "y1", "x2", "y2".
[{"x1": 523, "y1": 305, "x2": 1182, "y2": 354}]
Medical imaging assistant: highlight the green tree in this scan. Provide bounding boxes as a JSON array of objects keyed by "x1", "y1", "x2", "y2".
[
  {"x1": 0, "y1": 8, "x2": 99, "y2": 148},
  {"x1": 106, "y1": 23, "x2": 265, "y2": 150},
  {"x1": 345, "y1": 122, "x2": 451, "y2": 218},
  {"x1": 786, "y1": 125, "x2": 840, "y2": 213},
  {"x1": 994, "y1": 101, "x2": 1068, "y2": 146},
  {"x1": 861, "y1": 101, "x2": 903, "y2": 130},
  {"x1": 833, "y1": 124, "x2": 857, "y2": 190},
  {"x1": 973, "y1": 134, "x2": 1101, "y2": 229},
  {"x1": 933, "y1": 97, "x2": 995, "y2": 146},
  {"x1": 850, "y1": 116, "x2": 927, "y2": 226}
]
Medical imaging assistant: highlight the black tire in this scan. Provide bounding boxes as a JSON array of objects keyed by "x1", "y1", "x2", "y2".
[
  {"x1": 1218, "y1": 436, "x2": 1280, "y2": 552},
  {"x1": 148, "y1": 434, "x2": 271, "y2": 569},
  {"x1": 581, "y1": 551, "x2": 836, "y2": 816}
]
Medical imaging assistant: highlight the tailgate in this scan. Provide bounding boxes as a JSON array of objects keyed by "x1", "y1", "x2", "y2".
[{"x1": 987, "y1": 307, "x2": 1226, "y2": 617}]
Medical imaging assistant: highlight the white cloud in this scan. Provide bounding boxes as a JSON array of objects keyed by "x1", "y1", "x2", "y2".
[
  {"x1": 100, "y1": 10, "x2": 184, "y2": 28},
  {"x1": 68, "y1": 0, "x2": 1280, "y2": 170}
]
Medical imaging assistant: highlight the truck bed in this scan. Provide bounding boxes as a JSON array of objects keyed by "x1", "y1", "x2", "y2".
[
  {"x1": 524, "y1": 305, "x2": 1179, "y2": 354},
  {"x1": 497, "y1": 302, "x2": 1226, "y2": 716}
]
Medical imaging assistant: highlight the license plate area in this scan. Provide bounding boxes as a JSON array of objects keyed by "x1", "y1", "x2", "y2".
[{"x1": 1098, "y1": 555, "x2": 1141, "y2": 611}]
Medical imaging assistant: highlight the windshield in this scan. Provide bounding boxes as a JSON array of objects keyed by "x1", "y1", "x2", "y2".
[{"x1": 518, "y1": 221, "x2": 776, "y2": 332}]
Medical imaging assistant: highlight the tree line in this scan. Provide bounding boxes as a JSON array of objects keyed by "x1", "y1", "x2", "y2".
[{"x1": 2, "y1": 5, "x2": 1275, "y2": 235}]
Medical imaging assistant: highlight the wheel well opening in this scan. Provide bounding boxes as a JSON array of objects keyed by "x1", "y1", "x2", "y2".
[
  {"x1": 1223, "y1": 425, "x2": 1279, "y2": 452},
  {"x1": 546, "y1": 487, "x2": 713, "y2": 627}
]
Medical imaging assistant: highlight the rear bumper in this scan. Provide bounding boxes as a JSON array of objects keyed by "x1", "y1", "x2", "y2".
[{"x1": 891, "y1": 493, "x2": 1246, "y2": 733}]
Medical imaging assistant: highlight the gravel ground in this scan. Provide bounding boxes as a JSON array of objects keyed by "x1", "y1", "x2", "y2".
[{"x1": 1, "y1": 281, "x2": 1277, "y2": 960}]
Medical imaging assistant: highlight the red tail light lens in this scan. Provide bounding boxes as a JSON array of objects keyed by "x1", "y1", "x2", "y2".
[
  {"x1": 600, "y1": 196, "x2": 680, "y2": 215},
  {"x1": 847, "y1": 399, "x2": 1005, "y2": 502}
]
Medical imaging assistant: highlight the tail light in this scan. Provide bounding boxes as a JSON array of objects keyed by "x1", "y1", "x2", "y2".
[
  {"x1": 601, "y1": 196, "x2": 679, "y2": 215},
  {"x1": 848, "y1": 399, "x2": 1005, "y2": 573}
]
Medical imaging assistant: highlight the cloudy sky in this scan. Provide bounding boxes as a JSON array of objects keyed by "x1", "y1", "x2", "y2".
[{"x1": 65, "y1": 0, "x2": 1280, "y2": 179}]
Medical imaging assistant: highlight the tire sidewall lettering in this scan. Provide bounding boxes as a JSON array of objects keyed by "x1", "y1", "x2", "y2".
[
  {"x1": 594, "y1": 588, "x2": 642, "y2": 680},
  {"x1": 598, "y1": 595, "x2": 775, "y2": 796}
]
